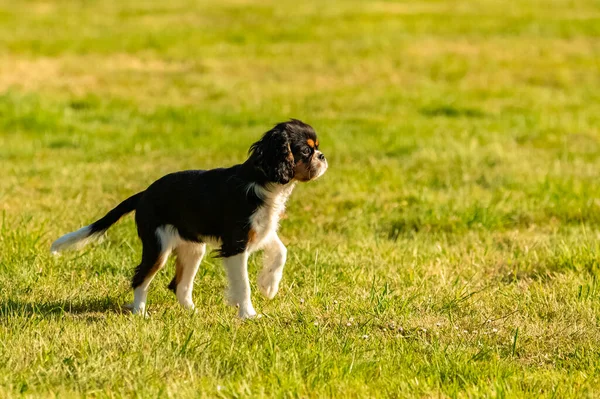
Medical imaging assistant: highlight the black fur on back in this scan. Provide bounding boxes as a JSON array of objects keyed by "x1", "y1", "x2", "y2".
[{"x1": 134, "y1": 166, "x2": 264, "y2": 259}]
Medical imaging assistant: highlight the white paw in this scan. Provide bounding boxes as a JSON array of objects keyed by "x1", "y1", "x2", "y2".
[
  {"x1": 131, "y1": 307, "x2": 149, "y2": 318},
  {"x1": 126, "y1": 302, "x2": 149, "y2": 317},
  {"x1": 238, "y1": 306, "x2": 258, "y2": 320},
  {"x1": 179, "y1": 299, "x2": 195, "y2": 311},
  {"x1": 177, "y1": 290, "x2": 195, "y2": 310},
  {"x1": 258, "y1": 270, "x2": 282, "y2": 299}
]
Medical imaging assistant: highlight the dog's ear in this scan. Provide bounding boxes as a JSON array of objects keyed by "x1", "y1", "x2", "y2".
[{"x1": 249, "y1": 125, "x2": 295, "y2": 184}]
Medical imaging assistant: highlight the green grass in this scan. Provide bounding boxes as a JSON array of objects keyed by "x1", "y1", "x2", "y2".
[{"x1": 1, "y1": 0, "x2": 600, "y2": 397}]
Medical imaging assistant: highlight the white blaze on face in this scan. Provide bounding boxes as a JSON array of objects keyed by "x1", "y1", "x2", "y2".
[{"x1": 312, "y1": 151, "x2": 328, "y2": 180}]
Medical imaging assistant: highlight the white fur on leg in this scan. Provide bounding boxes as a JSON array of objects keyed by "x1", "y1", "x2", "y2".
[
  {"x1": 175, "y1": 242, "x2": 206, "y2": 310},
  {"x1": 132, "y1": 264, "x2": 166, "y2": 316},
  {"x1": 155, "y1": 225, "x2": 182, "y2": 252},
  {"x1": 223, "y1": 252, "x2": 257, "y2": 319},
  {"x1": 51, "y1": 225, "x2": 101, "y2": 254},
  {"x1": 129, "y1": 225, "x2": 177, "y2": 316},
  {"x1": 132, "y1": 285, "x2": 149, "y2": 316},
  {"x1": 257, "y1": 234, "x2": 287, "y2": 299}
]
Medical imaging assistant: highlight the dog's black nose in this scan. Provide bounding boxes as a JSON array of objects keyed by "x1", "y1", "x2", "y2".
[{"x1": 318, "y1": 153, "x2": 326, "y2": 161}]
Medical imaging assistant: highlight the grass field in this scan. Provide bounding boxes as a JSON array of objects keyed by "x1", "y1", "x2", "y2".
[{"x1": 1, "y1": 0, "x2": 600, "y2": 397}]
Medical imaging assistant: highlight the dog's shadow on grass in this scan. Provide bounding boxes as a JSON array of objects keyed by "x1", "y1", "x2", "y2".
[{"x1": 1, "y1": 297, "x2": 128, "y2": 320}]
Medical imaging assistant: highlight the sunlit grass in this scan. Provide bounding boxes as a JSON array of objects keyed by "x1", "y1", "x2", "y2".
[{"x1": 1, "y1": 0, "x2": 600, "y2": 397}]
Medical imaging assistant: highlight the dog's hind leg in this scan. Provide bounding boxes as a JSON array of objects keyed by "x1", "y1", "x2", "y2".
[
  {"x1": 130, "y1": 226, "x2": 178, "y2": 315},
  {"x1": 169, "y1": 241, "x2": 206, "y2": 310}
]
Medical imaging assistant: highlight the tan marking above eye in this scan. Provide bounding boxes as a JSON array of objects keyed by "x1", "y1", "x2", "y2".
[
  {"x1": 307, "y1": 139, "x2": 315, "y2": 148},
  {"x1": 315, "y1": 139, "x2": 319, "y2": 147}
]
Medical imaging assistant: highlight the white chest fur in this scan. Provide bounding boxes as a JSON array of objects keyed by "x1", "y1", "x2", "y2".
[{"x1": 248, "y1": 183, "x2": 295, "y2": 252}]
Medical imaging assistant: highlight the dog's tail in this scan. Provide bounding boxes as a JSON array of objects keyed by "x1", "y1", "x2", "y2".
[{"x1": 51, "y1": 192, "x2": 144, "y2": 254}]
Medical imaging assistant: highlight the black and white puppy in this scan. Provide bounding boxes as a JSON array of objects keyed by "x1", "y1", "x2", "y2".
[{"x1": 51, "y1": 119, "x2": 327, "y2": 318}]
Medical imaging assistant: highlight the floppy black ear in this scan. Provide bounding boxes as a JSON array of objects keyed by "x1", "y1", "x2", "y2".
[{"x1": 249, "y1": 126, "x2": 295, "y2": 184}]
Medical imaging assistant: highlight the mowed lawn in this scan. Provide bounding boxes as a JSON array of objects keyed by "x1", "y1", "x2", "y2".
[{"x1": 1, "y1": 0, "x2": 600, "y2": 397}]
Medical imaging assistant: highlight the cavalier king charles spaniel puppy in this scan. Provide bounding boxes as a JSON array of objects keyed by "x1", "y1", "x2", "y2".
[{"x1": 51, "y1": 119, "x2": 327, "y2": 318}]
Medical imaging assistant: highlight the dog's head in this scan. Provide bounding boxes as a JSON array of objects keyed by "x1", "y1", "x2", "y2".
[{"x1": 249, "y1": 120, "x2": 328, "y2": 184}]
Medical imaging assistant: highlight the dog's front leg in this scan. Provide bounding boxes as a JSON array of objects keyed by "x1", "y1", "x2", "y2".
[
  {"x1": 223, "y1": 251, "x2": 257, "y2": 319},
  {"x1": 258, "y1": 234, "x2": 287, "y2": 299}
]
